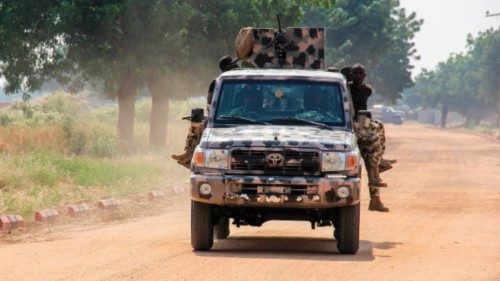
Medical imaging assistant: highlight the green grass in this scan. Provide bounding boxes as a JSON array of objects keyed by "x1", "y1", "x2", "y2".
[
  {"x1": 0, "y1": 150, "x2": 185, "y2": 218},
  {"x1": 0, "y1": 93, "x2": 200, "y2": 218}
]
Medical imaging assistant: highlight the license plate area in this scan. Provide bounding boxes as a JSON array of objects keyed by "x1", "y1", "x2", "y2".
[{"x1": 257, "y1": 186, "x2": 291, "y2": 195}]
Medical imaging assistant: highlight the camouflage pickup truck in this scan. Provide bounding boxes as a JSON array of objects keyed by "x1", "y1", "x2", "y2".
[{"x1": 189, "y1": 68, "x2": 362, "y2": 254}]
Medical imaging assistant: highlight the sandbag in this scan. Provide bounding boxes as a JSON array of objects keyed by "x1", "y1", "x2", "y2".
[{"x1": 235, "y1": 27, "x2": 255, "y2": 60}]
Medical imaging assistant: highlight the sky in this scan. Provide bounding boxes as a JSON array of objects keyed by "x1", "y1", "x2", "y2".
[{"x1": 399, "y1": 0, "x2": 500, "y2": 75}]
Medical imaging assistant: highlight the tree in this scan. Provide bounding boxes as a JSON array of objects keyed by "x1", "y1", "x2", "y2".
[
  {"x1": 404, "y1": 27, "x2": 498, "y2": 129},
  {"x1": 467, "y1": 28, "x2": 500, "y2": 131},
  {"x1": 0, "y1": 1, "x2": 62, "y2": 97},
  {"x1": 371, "y1": 8, "x2": 422, "y2": 102},
  {"x1": 1, "y1": 0, "x2": 195, "y2": 151},
  {"x1": 56, "y1": 1, "x2": 195, "y2": 151},
  {"x1": 302, "y1": 0, "x2": 422, "y2": 103}
]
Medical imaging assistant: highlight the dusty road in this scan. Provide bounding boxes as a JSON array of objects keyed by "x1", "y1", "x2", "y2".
[{"x1": 1, "y1": 123, "x2": 499, "y2": 281}]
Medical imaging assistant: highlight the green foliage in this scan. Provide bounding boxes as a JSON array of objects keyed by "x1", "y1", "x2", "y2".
[
  {"x1": 86, "y1": 134, "x2": 119, "y2": 158},
  {"x1": 0, "y1": 0, "x2": 62, "y2": 94},
  {"x1": 302, "y1": 0, "x2": 422, "y2": 103},
  {"x1": 404, "y1": 27, "x2": 499, "y2": 128},
  {"x1": 0, "y1": 150, "x2": 168, "y2": 217},
  {"x1": 135, "y1": 99, "x2": 151, "y2": 122},
  {"x1": 0, "y1": 113, "x2": 13, "y2": 125}
]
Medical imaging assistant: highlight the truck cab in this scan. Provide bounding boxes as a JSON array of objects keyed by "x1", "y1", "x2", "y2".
[{"x1": 189, "y1": 68, "x2": 362, "y2": 254}]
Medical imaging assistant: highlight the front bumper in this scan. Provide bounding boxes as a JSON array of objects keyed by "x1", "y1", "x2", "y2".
[{"x1": 190, "y1": 174, "x2": 360, "y2": 208}]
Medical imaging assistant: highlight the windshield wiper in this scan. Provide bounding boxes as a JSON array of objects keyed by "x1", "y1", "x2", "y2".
[
  {"x1": 219, "y1": 115, "x2": 270, "y2": 125},
  {"x1": 269, "y1": 117, "x2": 332, "y2": 130}
]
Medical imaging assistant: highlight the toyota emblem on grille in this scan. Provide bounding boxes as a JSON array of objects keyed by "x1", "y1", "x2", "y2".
[{"x1": 267, "y1": 153, "x2": 284, "y2": 168}]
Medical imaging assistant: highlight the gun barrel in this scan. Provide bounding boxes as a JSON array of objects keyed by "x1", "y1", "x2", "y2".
[{"x1": 277, "y1": 14, "x2": 282, "y2": 32}]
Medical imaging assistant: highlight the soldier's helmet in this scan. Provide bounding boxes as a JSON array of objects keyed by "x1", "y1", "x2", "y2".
[{"x1": 219, "y1": 55, "x2": 239, "y2": 72}]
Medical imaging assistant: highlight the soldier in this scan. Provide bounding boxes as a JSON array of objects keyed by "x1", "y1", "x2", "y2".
[
  {"x1": 229, "y1": 85, "x2": 263, "y2": 118},
  {"x1": 348, "y1": 63, "x2": 391, "y2": 212},
  {"x1": 172, "y1": 55, "x2": 238, "y2": 168}
]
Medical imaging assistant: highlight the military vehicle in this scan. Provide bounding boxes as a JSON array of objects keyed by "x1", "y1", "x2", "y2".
[
  {"x1": 371, "y1": 104, "x2": 404, "y2": 125},
  {"x1": 188, "y1": 21, "x2": 363, "y2": 254}
]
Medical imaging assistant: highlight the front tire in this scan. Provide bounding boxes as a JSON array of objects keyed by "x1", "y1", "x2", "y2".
[
  {"x1": 336, "y1": 203, "x2": 360, "y2": 254},
  {"x1": 214, "y1": 216, "x2": 230, "y2": 239},
  {"x1": 191, "y1": 200, "x2": 214, "y2": 251}
]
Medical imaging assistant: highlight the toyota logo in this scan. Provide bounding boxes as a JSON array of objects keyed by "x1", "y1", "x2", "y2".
[{"x1": 266, "y1": 153, "x2": 284, "y2": 168}]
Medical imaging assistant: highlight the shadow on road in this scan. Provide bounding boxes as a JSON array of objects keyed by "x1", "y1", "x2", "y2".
[{"x1": 194, "y1": 236, "x2": 402, "y2": 261}]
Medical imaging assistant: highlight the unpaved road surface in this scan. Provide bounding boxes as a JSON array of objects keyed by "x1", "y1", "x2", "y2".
[{"x1": 1, "y1": 123, "x2": 499, "y2": 281}]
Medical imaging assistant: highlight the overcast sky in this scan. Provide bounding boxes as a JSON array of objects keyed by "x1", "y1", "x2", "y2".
[{"x1": 399, "y1": 0, "x2": 499, "y2": 75}]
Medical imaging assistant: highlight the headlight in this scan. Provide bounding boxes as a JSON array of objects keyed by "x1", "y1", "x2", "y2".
[
  {"x1": 321, "y1": 152, "x2": 345, "y2": 171},
  {"x1": 192, "y1": 148, "x2": 229, "y2": 169},
  {"x1": 321, "y1": 151, "x2": 359, "y2": 172}
]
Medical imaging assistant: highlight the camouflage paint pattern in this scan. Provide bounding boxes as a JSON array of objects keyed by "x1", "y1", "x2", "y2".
[
  {"x1": 185, "y1": 70, "x2": 363, "y2": 210},
  {"x1": 190, "y1": 174, "x2": 360, "y2": 208},
  {"x1": 200, "y1": 125, "x2": 356, "y2": 151},
  {"x1": 242, "y1": 28, "x2": 326, "y2": 69}
]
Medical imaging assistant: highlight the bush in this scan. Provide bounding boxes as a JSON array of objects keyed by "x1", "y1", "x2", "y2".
[
  {"x1": 0, "y1": 113, "x2": 13, "y2": 126},
  {"x1": 135, "y1": 99, "x2": 151, "y2": 122},
  {"x1": 87, "y1": 134, "x2": 119, "y2": 158}
]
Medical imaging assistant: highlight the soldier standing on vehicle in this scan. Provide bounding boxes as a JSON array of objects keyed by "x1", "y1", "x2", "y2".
[
  {"x1": 172, "y1": 55, "x2": 239, "y2": 167},
  {"x1": 347, "y1": 63, "x2": 391, "y2": 212}
]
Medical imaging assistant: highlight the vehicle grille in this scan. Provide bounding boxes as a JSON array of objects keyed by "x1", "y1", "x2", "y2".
[{"x1": 230, "y1": 149, "x2": 320, "y2": 175}]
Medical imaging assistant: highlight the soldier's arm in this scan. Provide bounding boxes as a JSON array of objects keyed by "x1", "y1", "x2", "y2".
[
  {"x1": 206, "y1": 80, "x2": 216, "y2": 113},
  {"x1": 365, "y1": 83, "x2": 373, "y2": 99}
]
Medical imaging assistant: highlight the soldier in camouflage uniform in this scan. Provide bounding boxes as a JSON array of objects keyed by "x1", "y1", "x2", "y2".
[
  {"x1": 172, "y1": 56, "x2": 238, "y2": 168},
  {"x1": 347, "y1": 64, "x2": 391, "y2": 212}
]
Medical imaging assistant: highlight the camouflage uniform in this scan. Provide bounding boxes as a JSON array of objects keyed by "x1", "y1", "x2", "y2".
[
  {"x1": 348, "y1": 64, "x2": 389, "y2": 212},
  {"x1": 372, "y1": 118, "x2": 386, "y2": 154},
  {"x1": 354, "y1": 118, "x2": 384, "y2": 197},
  {"x1": 172, "y1": 56, "x2": 238, "y2": 168}
]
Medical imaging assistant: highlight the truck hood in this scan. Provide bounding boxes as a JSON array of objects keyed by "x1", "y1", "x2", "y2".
[{"x1": 200, "y1": 125, "x2": 356, "y2": 151}]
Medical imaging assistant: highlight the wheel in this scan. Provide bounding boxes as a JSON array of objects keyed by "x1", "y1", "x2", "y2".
[
  {"x1": 191, "y1": 200, "x2": 214, "y2": 251},
  {"x1": 214, "y1": 216, "x2": 230, "y2": 239},
  {"x1": 332, "y1": 218, "x2": 340, "y2": 241},
  {"x1": 335, "y1": 203, "x2": 360, "y2": 254}
]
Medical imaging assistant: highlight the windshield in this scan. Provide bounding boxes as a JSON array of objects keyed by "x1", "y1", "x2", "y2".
[{"x1": 213, "y1": 80, "x2": 345, "y2": 127}]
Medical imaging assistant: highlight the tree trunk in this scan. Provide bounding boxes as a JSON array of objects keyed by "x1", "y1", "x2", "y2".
[
  {"x1": 147, "y1": 69, "x2": 169, "y2": 150},
  {"x1": 440, "y1": 103, "x2": 448, "y2": 128},
  {"x1": 117, "y1": 73, "x2": 137, "y2": 152}
]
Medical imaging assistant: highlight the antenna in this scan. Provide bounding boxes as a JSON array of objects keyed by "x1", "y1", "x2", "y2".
[{"x1": 277, "y1": 14, "x2": 283, "y2": 34}]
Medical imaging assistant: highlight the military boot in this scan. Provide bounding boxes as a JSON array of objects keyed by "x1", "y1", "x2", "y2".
[
  {"x1": 366, "y1": 164, "x2": 388, "y2": 187},
  {"x1": 369, "y1": 196, "x2": 389, "y2": 212},
  {"x1": 382, "y1": 158, "x2": 397, "y2": 164},
  {"x1": 172, "y1": 123, "x2": 204, "y2": 168},
  {"x1": 379, "y1": 159, "x2": 393, "y2": 174}
]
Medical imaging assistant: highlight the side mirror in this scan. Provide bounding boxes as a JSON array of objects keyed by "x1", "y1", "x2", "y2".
[{"x1": 190, "y1": 108, "x2": 204, "y2": 123}]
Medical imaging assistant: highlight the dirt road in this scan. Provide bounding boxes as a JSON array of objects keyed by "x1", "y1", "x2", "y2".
[{"x1": 1, "y1": 123, "x2": 499, "y2": 281}]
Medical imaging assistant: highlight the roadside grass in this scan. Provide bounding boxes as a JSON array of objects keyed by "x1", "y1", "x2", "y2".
[
  {"x1": 0, "y1": 150, "x2": 186, "y2": 217},
  {"x1": 0, "y1": 93, "x2": 202, "y2": 218},
  {"x1": 469, "y1": 124, "x2": 499, "y2": 139}
]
